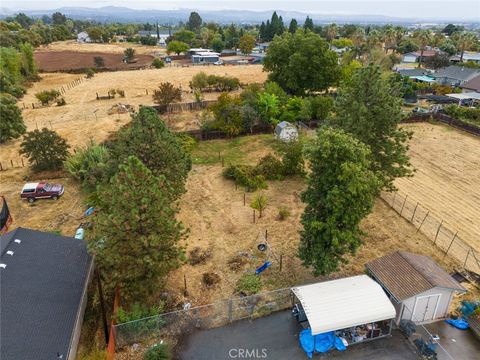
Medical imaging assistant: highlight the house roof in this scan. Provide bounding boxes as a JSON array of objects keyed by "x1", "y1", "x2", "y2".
[
  {"x1": 433, "y1": 66, "x2": 480, "y2": 82},
  {"x1": 366, "y1": 251, "x2": 465, "y2": 302},
  {"x1": 397, "y1": 69, "x2": 430, "y2": 77},
  {"x1": 461, "y1": 74, "x2": 480, "y2": 92},
  {"x1": 291, "y1": 275, "x2": 396, "y2": 335},
  {"x1": 0, "y1": 227, "x2": 93, "y2": 360},
  {"x1": 405, "y1": 50, "x2": 438, "y2": 58}
]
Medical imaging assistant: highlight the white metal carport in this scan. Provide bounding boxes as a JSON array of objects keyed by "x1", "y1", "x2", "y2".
[{"x1": 291, "y1": 275, "x2": 396, "y2": 335}]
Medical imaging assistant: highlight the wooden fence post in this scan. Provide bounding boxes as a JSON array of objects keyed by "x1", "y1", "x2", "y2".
[
  {"x1": 0, "y1": 162, "x2": 3, "y2": 171},
  {"x1": 253, "y1": 210, "x2": 256, "y2": 224},
  {"x1": 434, "y1": 220, "x2": 443, "y2": 244},
  {"x1": 279, "y1": 254, "x2": 283, "y2": 272},
  {"x1": 444, "y1": 231, "x2": 458, "y2": 257},
  {"x1": 463, "y1": 249, "x2": 471, "y2": 269},
  {"x1": 411, "y1": 202, "x2": 419, "y2": 222},
  {"x1": 21, "y1": 158, "x2": 24, "y2": 167},
  {"x1": 400, "y1": 195, "x2": 408, "y2": 216},
  {"x1": 416, "y1": 210, "x2": 430, "y2": 233},
  {"x1": 243, "y1": 193, "x2": 246, "y2": 206}
]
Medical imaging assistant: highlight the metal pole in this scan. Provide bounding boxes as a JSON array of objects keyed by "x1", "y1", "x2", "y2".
[
  {"x1": 463, "y1": 250, "x2": 471, "y2": 269},
  {"x1": 416, "y1": 211, "x2": 429, "y2": 233},
  {"x1": 444, "y1": 232, "x2": 458, "y2": 257}
]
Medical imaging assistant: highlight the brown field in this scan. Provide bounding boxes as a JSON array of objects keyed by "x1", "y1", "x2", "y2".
[
  {"x1": 34, "y1": 51, "x2": 154, "y2": 72},
  {"x1": 396, "y1": 122, "x2": 480, "y2": 253},
  {"x1": 37, "y1": 40, "x2": 165, "y2": 55}
]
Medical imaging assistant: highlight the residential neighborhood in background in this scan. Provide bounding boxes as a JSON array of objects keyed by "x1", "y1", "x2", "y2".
[{"x1": 1, "y1": 1, "x2": 480, "y2": 360}]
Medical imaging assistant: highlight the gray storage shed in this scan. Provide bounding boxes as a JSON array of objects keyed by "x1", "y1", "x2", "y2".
[{"x1": 366, "y1": 251, "x2": 465, "y2": 324}]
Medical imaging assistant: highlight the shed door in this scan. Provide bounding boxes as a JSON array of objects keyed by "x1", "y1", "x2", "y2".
[{"x1": 412, "y1": 294, "x2": 440, "y2": 322}]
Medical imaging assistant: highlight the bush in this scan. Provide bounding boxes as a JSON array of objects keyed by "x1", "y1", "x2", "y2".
[
  {"x1": 250, "y1": 192, "x2": 268, "y2": 217},
  {"x1": 223, "y1": 164, "x2": 267, "y2": 192},
  {"x1": 254, "y1": 154, "x2": 284, "y2": 180},
  {"x1": 236, "y1": 273, "x2": 262, "y2": 295},
  {"x1": 444, "y1": 105, "x2": 480, "y2": 125},
  {"x1": 153, "y1": 82, "x2": 182, "y2": 105},
  {"x1": 64, "y1": 142, "x2": 109, "y2": 190},
  {"x1": 144, "y1": 343, "x2": 171, "y2": 360},
  {"x1": 176, "y1": 133, "x2": 196, "y2": 153},
  {"x1": 152, "y1": 58, "x2": 165, "y2": 69},
  {"x1": 277, "y1": 207, "x2": 291, "y2": 221},
  {"x1": 228, "y1": 254, "x2": 249, "y2": 271},
  {"x1": 274, "y1": 139, "x2": 305, "y2": 176},
  {"x1": 85, "y1": 68, "x2": 95, "y2": 78},
  {"x1": 56, "y1": 97, "x2": 66, "y2": 106},
  {"x1": 189, "y1": 247, "x2": 212, "y2": 265},
  {"x1": 20, "y1": 128, "x2": 70, "y2": 171},
  {"x1": 207, "y1": 93, "x2": 243, "y2": 136},
  {"x1": 116, "y1": 89, "x2": 125, "y2": 97},
  {"x1": 190, "y1": 72, "x2": 240, "y2": 92},
  {"x1": 108, "y1": 89, "x2": 116, "y2": 98},
  {"x1": 0, "y1": 93, "x2": 26, "y2": 143},
  {"x1": 94, "y1": 56, "x2": 105, "y2": 68},
  {"x1": 202, "y1": 272, "x2": 221, "y2": 288},
  {"x1": 116, "y1": 303, "x2": 165, "y2": 335},
  {"x1": 35, "y1": 89, "x2": 60, "y2": 106}
]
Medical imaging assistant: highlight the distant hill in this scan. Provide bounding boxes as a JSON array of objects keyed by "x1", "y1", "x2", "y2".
[{"x1": 1, "y1": 6, "x2": 479, "y2": 25}]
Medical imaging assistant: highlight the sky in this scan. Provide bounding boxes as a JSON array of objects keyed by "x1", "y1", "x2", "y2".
[{"x1": 3, "y1": 1, "x2": 480, "y2": 20}]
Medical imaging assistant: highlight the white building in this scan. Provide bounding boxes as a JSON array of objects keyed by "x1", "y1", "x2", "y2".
[
  {"x1": 274, "y1": 121, "x2": 298, "y2": 142},
  {"x1": 76, "y1": 31, "x2": 91, "y2": 43}
]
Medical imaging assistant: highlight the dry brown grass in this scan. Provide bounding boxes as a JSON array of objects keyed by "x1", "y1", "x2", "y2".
[
  {"x1": 37, "y1": 40, "x2": 165, "y2": 56},
  {"x1": 396, "y1": 122, "x2": 480, "y2": 252}
]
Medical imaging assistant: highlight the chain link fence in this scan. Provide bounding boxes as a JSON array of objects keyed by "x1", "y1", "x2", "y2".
[
  {"x1": 114, "y1": 288, "x2": 292, "y2": 348},
  {"x1": 381, "y1": 191, "x2": 480, "y2": 275}
]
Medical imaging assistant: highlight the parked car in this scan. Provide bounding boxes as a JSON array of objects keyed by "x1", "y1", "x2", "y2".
[
  {"x1": 213, "y1": 60, "x2": 224, "y2": 65},
  {"x1": 20, "y1": 182, "x2": 64, "y2": 203}
]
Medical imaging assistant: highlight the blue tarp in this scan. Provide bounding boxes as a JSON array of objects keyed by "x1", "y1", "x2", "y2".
[
  {"x1": 299, "y1": 329, "x2": 314, "y2": 358},
  {"x1": 445, "y1": 318, "x2": 469, "y2": 330},
  {"x1": 299, "y1": 329, "x2": 347, "y2": 357}
]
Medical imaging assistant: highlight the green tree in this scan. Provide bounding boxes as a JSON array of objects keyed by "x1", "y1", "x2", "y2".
[
  {"x1": 330, "y1": 65, "x2": 412, "y2": 190},
  {"x1": 413, "y1": 29, "x2": 432, "y2": 68},
  {"x1": 239, "y1": 34, "x2": 256, "y2": 55},
  {"x1": 250, "y1": 192, "x2": 268, "y2": 218},
  {"x1": 90, "y1": 156, "x2": 184, "y2": 301},
  {"x1": 93, "y1": 56, "x2": 105, "y2": 68},
  {"x1": 424, "y1": 53, "x2": 450, "y2": 70},
  {"x1": 288, "y1": 19, "x2": 298, "y2": 34},
  {"x1": 152, "y1": 58, "x2": 165, "y2": 69},
  {"x1": 186, "y1": 12, "x2": 203, "y2": 33},
  {"x1": 299, "y1": 127, "x2": 380, "y2": 275},
  {"x1": 208, "y1": 93, "x2": 243, "y2": 136},
  {"x1": 174, "y1": 29, "x2": 196, "y2": 45},
  {"x1": 211, "y1": 37, "x2": 225, "y2": 53},
  {"x1": 326, "y1": 23, "x2": 338, "y2": 43},
  {"x1": 153, "y1": 82, "x2": 182, "y2": 105},
  {"x1": 166, "y1": 40, "x2": 189, "y2": 55},
  {"x1": 274, "y1": 138, "x2": 305, "y2": 176},
  {"x1": 263, "y1": 31, "x2": 339, "y2": 95},
  {"x1": 257, "y1": 92, "x2": 280, "y2": 125},
  {"x1": 51, "y1": 12, "x2": 67, "y2": 25},
  {"x1": 108, "y1": 107, "x2": 191, "y2": 200},
  {"x1": 452, "y1": 31, "x2": 477, "y2": 62},
  {"x1": 0, "y1": 93, "x2": 26, "y2": 143},
  {"x1": 303, "y1": 16, "x2": 314, "y2": 32},
  {"x1": 19, "y1": 128, "x2": 70, "y2": 171},
  {"x1": 124, "y1": 48, "x2": 135, "y2": 62}
]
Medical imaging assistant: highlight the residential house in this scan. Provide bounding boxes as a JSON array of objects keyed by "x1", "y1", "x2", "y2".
[
  {"x1": 366, "y1": 251, "x2": 465, "y2": 324},
  {"x1": 192, "y1": 51, "x2": 220, "y2": 64},
  {"x1": 461, "y1": 74, "x2": 480, "y2": 93},
  {"x1": 433, "y1": 65, "x2": 480, "y2": 87},
  {"x1": 137, "y1": 29, "x2": 175, "y2": 45},
  {"x1": 450, "y1": 51, "x2": 480, "y2": 64},
  {"x1": 402, "y1": 50, "x2": 438, "y2": 63},
  {"x1": 0, "y1": 227, "x2": 94, "y2": 360},
  {"x1": 76, "y1": 31, "x2": 91, "y2": 43}
]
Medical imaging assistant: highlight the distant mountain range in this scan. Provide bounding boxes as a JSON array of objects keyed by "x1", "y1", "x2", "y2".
[{"x1": 1, "y1": 6, "x2": 478, "y2": 25}]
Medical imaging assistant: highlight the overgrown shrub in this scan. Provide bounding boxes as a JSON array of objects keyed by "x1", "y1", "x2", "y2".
[
  {"x1": 189, "y1": 247, "x2": 212, "y2": 265},
  {"x1": 223, "y1": 164, "x2": 267, "y2": 192},
  {"x1": 116, "y1": 303, "x2": 165, "y2": 336},
  {"x1": 85, "y1": 68, "x2": 95, "y2": 78},
  {"x1": 190, "y1": 72, "x2": 240, "y2": 92},
  {"x1": 116, "y1": 89, "x2": 125, "y2": 97},
  {"x1": 108, "y1": 89, "x2": 116, "y2": 97},
  {"x1": 144, "y1": 343, "x2": 171, "y2": 360},
  {"x1": 153, "y1": 82, "x2": 182, "y2": 105},
  {"x1": 152, "y1": 58, "x2": 165, "y2": 69},
  {"x1": 250, "y1": 192, "x2": 268, "y2": 217},
  {"x1": 176, "y1": 133, "x2": 196, "y2": 153},
  {"x1": 56, "y1": 97, "x2": 66, "y2": 106},
  {"x1": 64, "y1": 142, "x2": 109, "y2": 190},
  {"x1": 202, "y1": 272, "x2": 221, "y2": 287},
  {"x1": 254, "y1": 154, "x2": 284, "y2": 180},
  {"x1": 35, "y1": 89, "x2": 60, "y2": 106},
  {"x1": 236, "y1": 273, "x2": 262, "y2": 295},
  {"x1": 274, "y1": 139, "x2": 305, "y2": 176},
  {"x1": 0, "y1": 93, "x2": 26, "y2": 143},
  {"x1": 277, "y1": 207, "x2": 291, "y2": 221},
  {"x1": 444, "y1": 105, "x2": 480, "y2": 125}
]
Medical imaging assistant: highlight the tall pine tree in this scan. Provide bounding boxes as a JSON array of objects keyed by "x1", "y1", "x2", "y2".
[
  {"x1": 90, "y1": 156, "x2": 184, "y2": 301},
  {"x1": 330, "y1": 64, "x2": 412, "y2": 190},
  {"x1": 289, "y1": 19, "x2": 298, "y2": 34},
  {"x1": 299, "y1": 128, "x2": 380, "y2": 275}
]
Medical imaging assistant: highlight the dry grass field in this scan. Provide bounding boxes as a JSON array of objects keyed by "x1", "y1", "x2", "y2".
[
  {"x1": 396, "y1": 122, "x2": 480, "y2": 253},
  {"x1": 37, "y1": 40, "x2": 165, "y2": 55}
]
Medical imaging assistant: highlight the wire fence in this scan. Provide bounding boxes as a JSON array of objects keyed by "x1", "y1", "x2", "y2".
[
  {"x1": 113, "y1": 287, "x2": 292, "y2": 348},
  {"x1": 380, "y1": 191, "x2": 480, "y2": 275}
]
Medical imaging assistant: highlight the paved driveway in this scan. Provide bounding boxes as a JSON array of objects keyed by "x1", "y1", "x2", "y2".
[{"x1": 176, "y1": 311, "x2": 418, "y2": 360}]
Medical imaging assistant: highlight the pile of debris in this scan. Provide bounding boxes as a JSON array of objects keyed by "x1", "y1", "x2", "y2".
[{"x1": 108, "y1": 103, "x2": 133, "y2": 115}]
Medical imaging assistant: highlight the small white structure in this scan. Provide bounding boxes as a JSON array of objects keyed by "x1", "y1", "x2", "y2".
[
  {"x1": 191, "y1": 51, "x2": 220, "y2": 64},
  {"x1": 402, "y1": 52, "x2": 419, "y2": 63},
  {"x1": 292, "y1": 275, "x2": 396, "y2": 335},
  {"x1": 76, "y1": 31, "x2": 91, "y2": 43},
  {"x1": 366, "y1": 251, "x2": 465, "y2": 324},
  {"x1": 274, "y1": 121, "x2": 298, "y2": 142}
]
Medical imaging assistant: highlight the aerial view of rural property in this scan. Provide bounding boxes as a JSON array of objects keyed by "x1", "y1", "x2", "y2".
[{"x1": 1, "y1": 0, "x2": 480, "y2": 359}]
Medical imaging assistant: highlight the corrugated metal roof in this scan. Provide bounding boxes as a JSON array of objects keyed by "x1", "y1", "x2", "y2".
[
  {"x1": 291, "y1": 275, "x2": 396, "y2": 335},
  {"x1": 366, "y1": 251, "x2": 465, "y2": 301}
]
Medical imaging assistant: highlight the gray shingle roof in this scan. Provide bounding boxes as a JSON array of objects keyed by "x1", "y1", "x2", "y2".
[
  {"x1": 366, "y1": 251, "x2": 465, "y2": 301},
  {"x1": 0, "y1": 227, "x2": 93, "y2": 360},
  {"x1": 461, "y1": 74, "x2": 480, "y2": 92},
  {"x1": 434, "y1": 66, "x2": 480, "y2": 82},
  {"x1": 397, "y1": 69, "x2": 430, "y2": 77}
]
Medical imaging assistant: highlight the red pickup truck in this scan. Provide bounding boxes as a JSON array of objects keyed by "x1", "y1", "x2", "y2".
[{"x1": 20, "y1": 182, "x2": 64, "y2": 203}]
